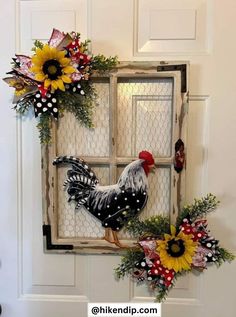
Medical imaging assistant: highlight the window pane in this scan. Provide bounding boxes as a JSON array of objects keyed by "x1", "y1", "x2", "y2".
[
  {"x1": 117, "y1": 78, "x2": 173, "y2": 157},
  {"x1": 140, "y1": 167, "x2": 171, "y2": 218},
  {"x1": 57, "y1": 80, "x2": 110, "y2": 157}
]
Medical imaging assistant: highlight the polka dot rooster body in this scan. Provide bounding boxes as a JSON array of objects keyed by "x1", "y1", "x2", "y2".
[{"x1": 53, "y1": 151, "x2": 155, "y2": 247}]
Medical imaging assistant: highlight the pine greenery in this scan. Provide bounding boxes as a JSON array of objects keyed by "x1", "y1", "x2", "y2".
[
  {"x1": 216, "y1": 247, "x2": 235, "y2": 266},
  {"x1": 32, "y1": 40, "x2": 44, "y2": 51},
  {"x1": 115, "y1": 248, "x2": 144, "y2": 279},
  {"x1": 37, "y1": 114, "x2": 52, "y2": 145},
  {"x1": 176, "y1": 193, "x2": 219, "y2": 228},
  {"x1": 125, "y1": 215, "x2": 170, "y2": 238}
]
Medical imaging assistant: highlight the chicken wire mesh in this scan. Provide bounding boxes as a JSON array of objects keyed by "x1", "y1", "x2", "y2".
[
  {"x1": 117, "y1": 78, "x2": 173, "y2": 157},
  {"x1": 56, "y1": 76, "x2": 173, "y2": 240},
  {"x1": 57, "y1": 80, "x2": 110, "y2": 157}
]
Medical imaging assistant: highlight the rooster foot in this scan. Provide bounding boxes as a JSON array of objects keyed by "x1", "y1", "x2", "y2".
[
  {"x1": 104, "y1": 228, "x2": 115, "y2": 244},
  {"x1": 104, "y1": 228, "x2": 129, "y2": 249}
]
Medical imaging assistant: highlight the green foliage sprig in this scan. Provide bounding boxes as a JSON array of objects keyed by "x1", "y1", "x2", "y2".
[
  {"x1": 37, "y1": 113, "x2": 52, "y2": 145},
  {"x1": 13, "y1": 94, "x2": 33, "y2": 115},
  {"x1": 91, "y1": 54, "x2": 119, "y2": 72},
  {"x1": 115, "y1": 248, "x2": 144, "y2": 279},
  {"x1": 216, "y1": 247, "x2": 235, "y2": 266},
  {"x1": 32, "y1": 40, "x2": 44, "y2": 51},
  {"x1": 176, "y1": 193, "x2": 220, "y2": 228},
  {"x1": 125, "y1": 215, "x2": 170, "y2": 238}
]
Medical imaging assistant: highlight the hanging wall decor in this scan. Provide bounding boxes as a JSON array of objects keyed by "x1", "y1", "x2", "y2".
[
  {"x1": 53, "y1": 151, "x2": 155, "y2": 248},
  {"x1": 3, "y1": 28, "x2": 118, "y2": 143},
  {"x1": 115, "y1": 194, "x2": 235, "y2": 302},
  {"x1": 174, "y1": 139, "x2": 185, "y2": 173},
  {"x1": 41, "y1": 63, "x2": 188, "y2": 253}
]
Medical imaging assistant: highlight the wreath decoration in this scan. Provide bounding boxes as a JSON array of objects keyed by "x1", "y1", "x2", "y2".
[
  {"x1": 115, "y1": 194, "x2": 235, "y2": 302},
  {"x1": 3, "y1": 29, "x2": 118, "y2": 144}
]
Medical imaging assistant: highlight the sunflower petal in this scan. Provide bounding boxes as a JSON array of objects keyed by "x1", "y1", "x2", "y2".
[
  {"x1": 184, "y1": 252, "x2": 193, "y2": 263},
  {"x1": 35, "y1": 73, "x2": 46, "y2": 81},
  {"x1": 56, "y1": 79, "x2": 65, "y2": 91},
  {"x1": 61, "y1": 75, "x2": 72, "y2": 83},
  {"x1": 35, "y1": 47, "x2": 42, "y2": 55},
  {"x1": 42, "y1": 44, "x2": 51, "y2": 56},
  {"x1": 175, "y1": 259, "x2": 181, "y2": 272},
  {"x1": 50, "y1": 47, "x2": 59, "y2": 59},
  {"x1": 164, "y1": 233, "x2": 171, "y2": 240},
  {"x1": 170, "y1": 225, "x2": 176, "y2": 236},
  {"x1": 30, "y1": 66, "x2": 41, "y2": 73},
  {"x1": 31, "y1": 55, "x2": 44, "y2": 66},
  {"x1": 44, "y1": 78, "x2": 51, "y2": 88},
  {"x1": 181, "y1": 257, "x2": 191, "y2": 270},
  {"x1": 63, "y1": 66, "x2": 75, "y2": 74},
  {"x1": 51, "y1": 80, "x2": 58, "y2": 90},
  {"x1": 60, "y1": 58, "x2": 70, "y2": 67},
  {"x1": 57, "y1": 50, "x2": 66, "y2": 60},
  {"x1": 35, "y1": 48, "x2": 45, "y2": 61}
]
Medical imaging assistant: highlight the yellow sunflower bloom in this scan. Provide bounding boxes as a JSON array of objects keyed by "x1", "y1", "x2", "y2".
[
  {"x1": 157, "y1": 225, "x2": 198, "y2": 273},
  {"x1": 30, "y1": 44, "x2": 76, "y2": 92},
  {"x1": 9, "y1": 79, "x2": 28, "y2": 96}
]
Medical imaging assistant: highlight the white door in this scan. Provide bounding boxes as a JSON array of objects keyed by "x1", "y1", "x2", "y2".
[{"x1": 0, "y1": 1, "x2": 236, "y2": 317}]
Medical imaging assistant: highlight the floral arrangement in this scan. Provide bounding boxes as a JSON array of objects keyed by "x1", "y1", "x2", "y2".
[
  {"x1": 115, "y1": 194, "x2": 235, "y2": 302},
  {"x1": 3, "y1": 29, "x2": 118, "y2": 143}
]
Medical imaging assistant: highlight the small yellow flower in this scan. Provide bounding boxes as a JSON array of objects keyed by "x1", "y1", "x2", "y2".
[
  {"x1": 157, "y1": 225, "x2": 198, "y2": 273},
  {"x1": 9, "y1": 79, "x2": 27, "y2": 96},
  {"x1": 30, "y1": 44, "x2": 76, "y2": 92}
]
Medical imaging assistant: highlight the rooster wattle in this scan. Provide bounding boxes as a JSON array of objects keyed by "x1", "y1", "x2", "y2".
[{"x1": 53, "y1": 151, "x2": 155, "y2": 247}]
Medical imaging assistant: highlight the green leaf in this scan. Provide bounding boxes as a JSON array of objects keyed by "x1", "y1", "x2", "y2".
[
  {"x1": 37, "y1": 113, "x2": 52, "y2": 144},
  {"x1": 32, "y1": 40, "x2": 44, "y2": 52}
]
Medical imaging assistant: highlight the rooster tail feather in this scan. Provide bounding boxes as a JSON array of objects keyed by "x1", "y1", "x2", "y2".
[{"x1": 53, "y1": 156, "x2": 99, "y2": 208}]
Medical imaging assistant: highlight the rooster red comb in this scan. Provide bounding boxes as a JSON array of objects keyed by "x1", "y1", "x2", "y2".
[{"x1": 139, "y1": 151, "x2": 154, "y2": 165}]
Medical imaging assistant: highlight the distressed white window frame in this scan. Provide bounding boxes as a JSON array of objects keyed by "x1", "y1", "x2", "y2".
[{"x1": 42, "y1": 62, "x2": 189, "y2": 254}]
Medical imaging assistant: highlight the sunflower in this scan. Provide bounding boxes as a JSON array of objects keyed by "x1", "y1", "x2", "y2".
[
  {"x1": 30, "y1": 44, "x2": 75, "y2": 91},
  {"x1": 9, "y1": 78, "x2": 28, "y2": 96},
  {"x1": 157, "y1": 225, "x2": 198, "y2": 273}
]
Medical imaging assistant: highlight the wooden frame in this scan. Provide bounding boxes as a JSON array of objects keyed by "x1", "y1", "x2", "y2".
[{"x1": 42, "y1": 62, "x2": 189, "y2": 254}]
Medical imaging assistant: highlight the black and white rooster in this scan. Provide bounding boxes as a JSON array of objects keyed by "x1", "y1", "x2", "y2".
[{"x1": 53, "y1": 151, "x2": 155, "y2": 247}]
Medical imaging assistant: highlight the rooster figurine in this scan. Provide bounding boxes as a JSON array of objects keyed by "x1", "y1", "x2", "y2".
[{"x1": 53, "y1": 151, "x2": 155, "y2": 247}]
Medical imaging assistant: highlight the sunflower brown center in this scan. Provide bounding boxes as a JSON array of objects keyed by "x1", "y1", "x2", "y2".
[
  {"x1": 47, "y1": 65, "x2": 57, "y2": 75},
  {"x1": 42, "y1": 59, "x2": 62, "y2": 80},
  {"x1": 15, "y1": 83, "x2": 24, "y2": 91},
  {"x1": 167, "y1": 239, "x2": 185, "y2": 257}
]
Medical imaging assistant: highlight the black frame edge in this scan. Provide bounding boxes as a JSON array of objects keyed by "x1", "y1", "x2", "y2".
[
  {"x1": 43, "y1": 225, "x2": 73, "y2": 250},
  {"x1": 157, "y1": 64, "x2": 187, "y2": 93}
]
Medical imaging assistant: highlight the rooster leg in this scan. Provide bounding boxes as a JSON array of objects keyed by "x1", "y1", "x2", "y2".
[
  {"x1": 112, "y1": 230, "x2": 128, "y2": 249},
  {"x1": 104, "y1": 228, "x2": 115, "y2": 244}
]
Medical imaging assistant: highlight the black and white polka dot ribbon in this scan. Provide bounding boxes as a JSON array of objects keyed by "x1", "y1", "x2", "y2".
[
  {"x1": 65, "y1": 82, "x2": 85, "y2": 95},
  {"x1": 33, "y1": 91, "x2": 59, "y2": 118}
]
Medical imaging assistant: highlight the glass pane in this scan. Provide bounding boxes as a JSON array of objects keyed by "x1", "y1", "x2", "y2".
[
  {"x1": 57, "y1": 79, "x2": 110, "y2": 157},
  {"x1": 117, "y1": 78, "x2": 173, "y2": 157},
  {"x1": 58, "y1": 165, "x2": 110, "y2": 238}
]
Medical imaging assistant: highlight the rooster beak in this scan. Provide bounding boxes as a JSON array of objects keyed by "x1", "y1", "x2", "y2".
[{"x1": 149, "y1": 164, "x2": 156, "y2": 173}]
